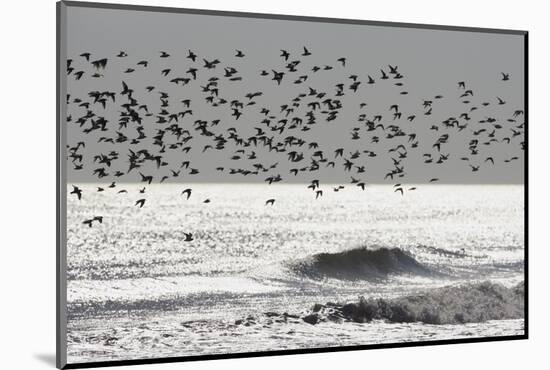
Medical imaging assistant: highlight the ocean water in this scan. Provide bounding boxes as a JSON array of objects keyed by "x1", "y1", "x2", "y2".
[{"x1": 65, "y1": 184, "x2": 524, "y2": 363}]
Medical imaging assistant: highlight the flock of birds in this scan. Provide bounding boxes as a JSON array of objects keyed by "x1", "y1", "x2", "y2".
[{"x1": 66, "y1": 46, "x2": 524, "y2": 236}]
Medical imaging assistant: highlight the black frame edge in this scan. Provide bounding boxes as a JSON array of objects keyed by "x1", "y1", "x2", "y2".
[{"x1": 523, "y1": 32, "x2": 529, "y2": 338}]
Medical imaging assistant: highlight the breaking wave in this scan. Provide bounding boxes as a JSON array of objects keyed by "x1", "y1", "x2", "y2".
[
  {"x1": 290, "y1": 247, "x2": 436, "y2": 280},
  {"x1": 303, "y1": 281, "x2": 524, "y2": 325}
]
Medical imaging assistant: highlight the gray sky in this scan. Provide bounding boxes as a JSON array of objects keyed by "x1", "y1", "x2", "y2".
[{"x1": 64, "y1": 5, "x2": 525, "y2": 184}]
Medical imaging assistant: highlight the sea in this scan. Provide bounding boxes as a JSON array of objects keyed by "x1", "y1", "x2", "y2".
[{"x1": 65, "y1": 184, "x2": 525, "y2": 363}]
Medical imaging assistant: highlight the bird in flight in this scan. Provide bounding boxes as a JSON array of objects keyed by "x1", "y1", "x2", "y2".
[
  {"x1": 187, "y1": 49, "x2": 197, "y2": 61},
  {"x1": 82, "y1": 216, "x2": 103, "y2": 227},
  {"x1": 181, "y1": 188, "x2": 192, "y2": 199},
  {"x1": 139, "y1": 172, "x2": 153, "y2": 185},
  {"x1": 91, "y1": 58, "x2": 107, "y2": 69},
  {"x1": 70, "y1": 185, "x2": 82, "y2": 200}
]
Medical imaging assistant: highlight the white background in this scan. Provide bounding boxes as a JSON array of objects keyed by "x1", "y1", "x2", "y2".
[{"x1": 0, "y1": 0, "x2": 546, "y2": 369}]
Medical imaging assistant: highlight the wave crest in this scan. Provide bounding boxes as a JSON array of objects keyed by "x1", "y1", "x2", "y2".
[
  {"x1": 306, "y1": 281, "x2": 524, "y2": 325},
  {"x1": 290, "y1": 247, "x2": 435, "y2": 280}
]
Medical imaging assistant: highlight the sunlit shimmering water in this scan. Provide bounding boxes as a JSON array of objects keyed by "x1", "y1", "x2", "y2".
[{"x1": 66, "y1": 184, "x2": 524, "y2": 363}]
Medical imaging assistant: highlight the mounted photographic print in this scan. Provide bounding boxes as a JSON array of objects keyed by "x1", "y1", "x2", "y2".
[{"x1": 56, "y1": 1, "x2": 528, "y2": 368}]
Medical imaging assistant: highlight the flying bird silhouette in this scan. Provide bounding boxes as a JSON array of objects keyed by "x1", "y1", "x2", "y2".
[
  {"x1": 70, "y1": 185, "x2": 82, "y2": 200},
  {"x1": 181, "y1": 188, "x2": 192, "y2": 199}
]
